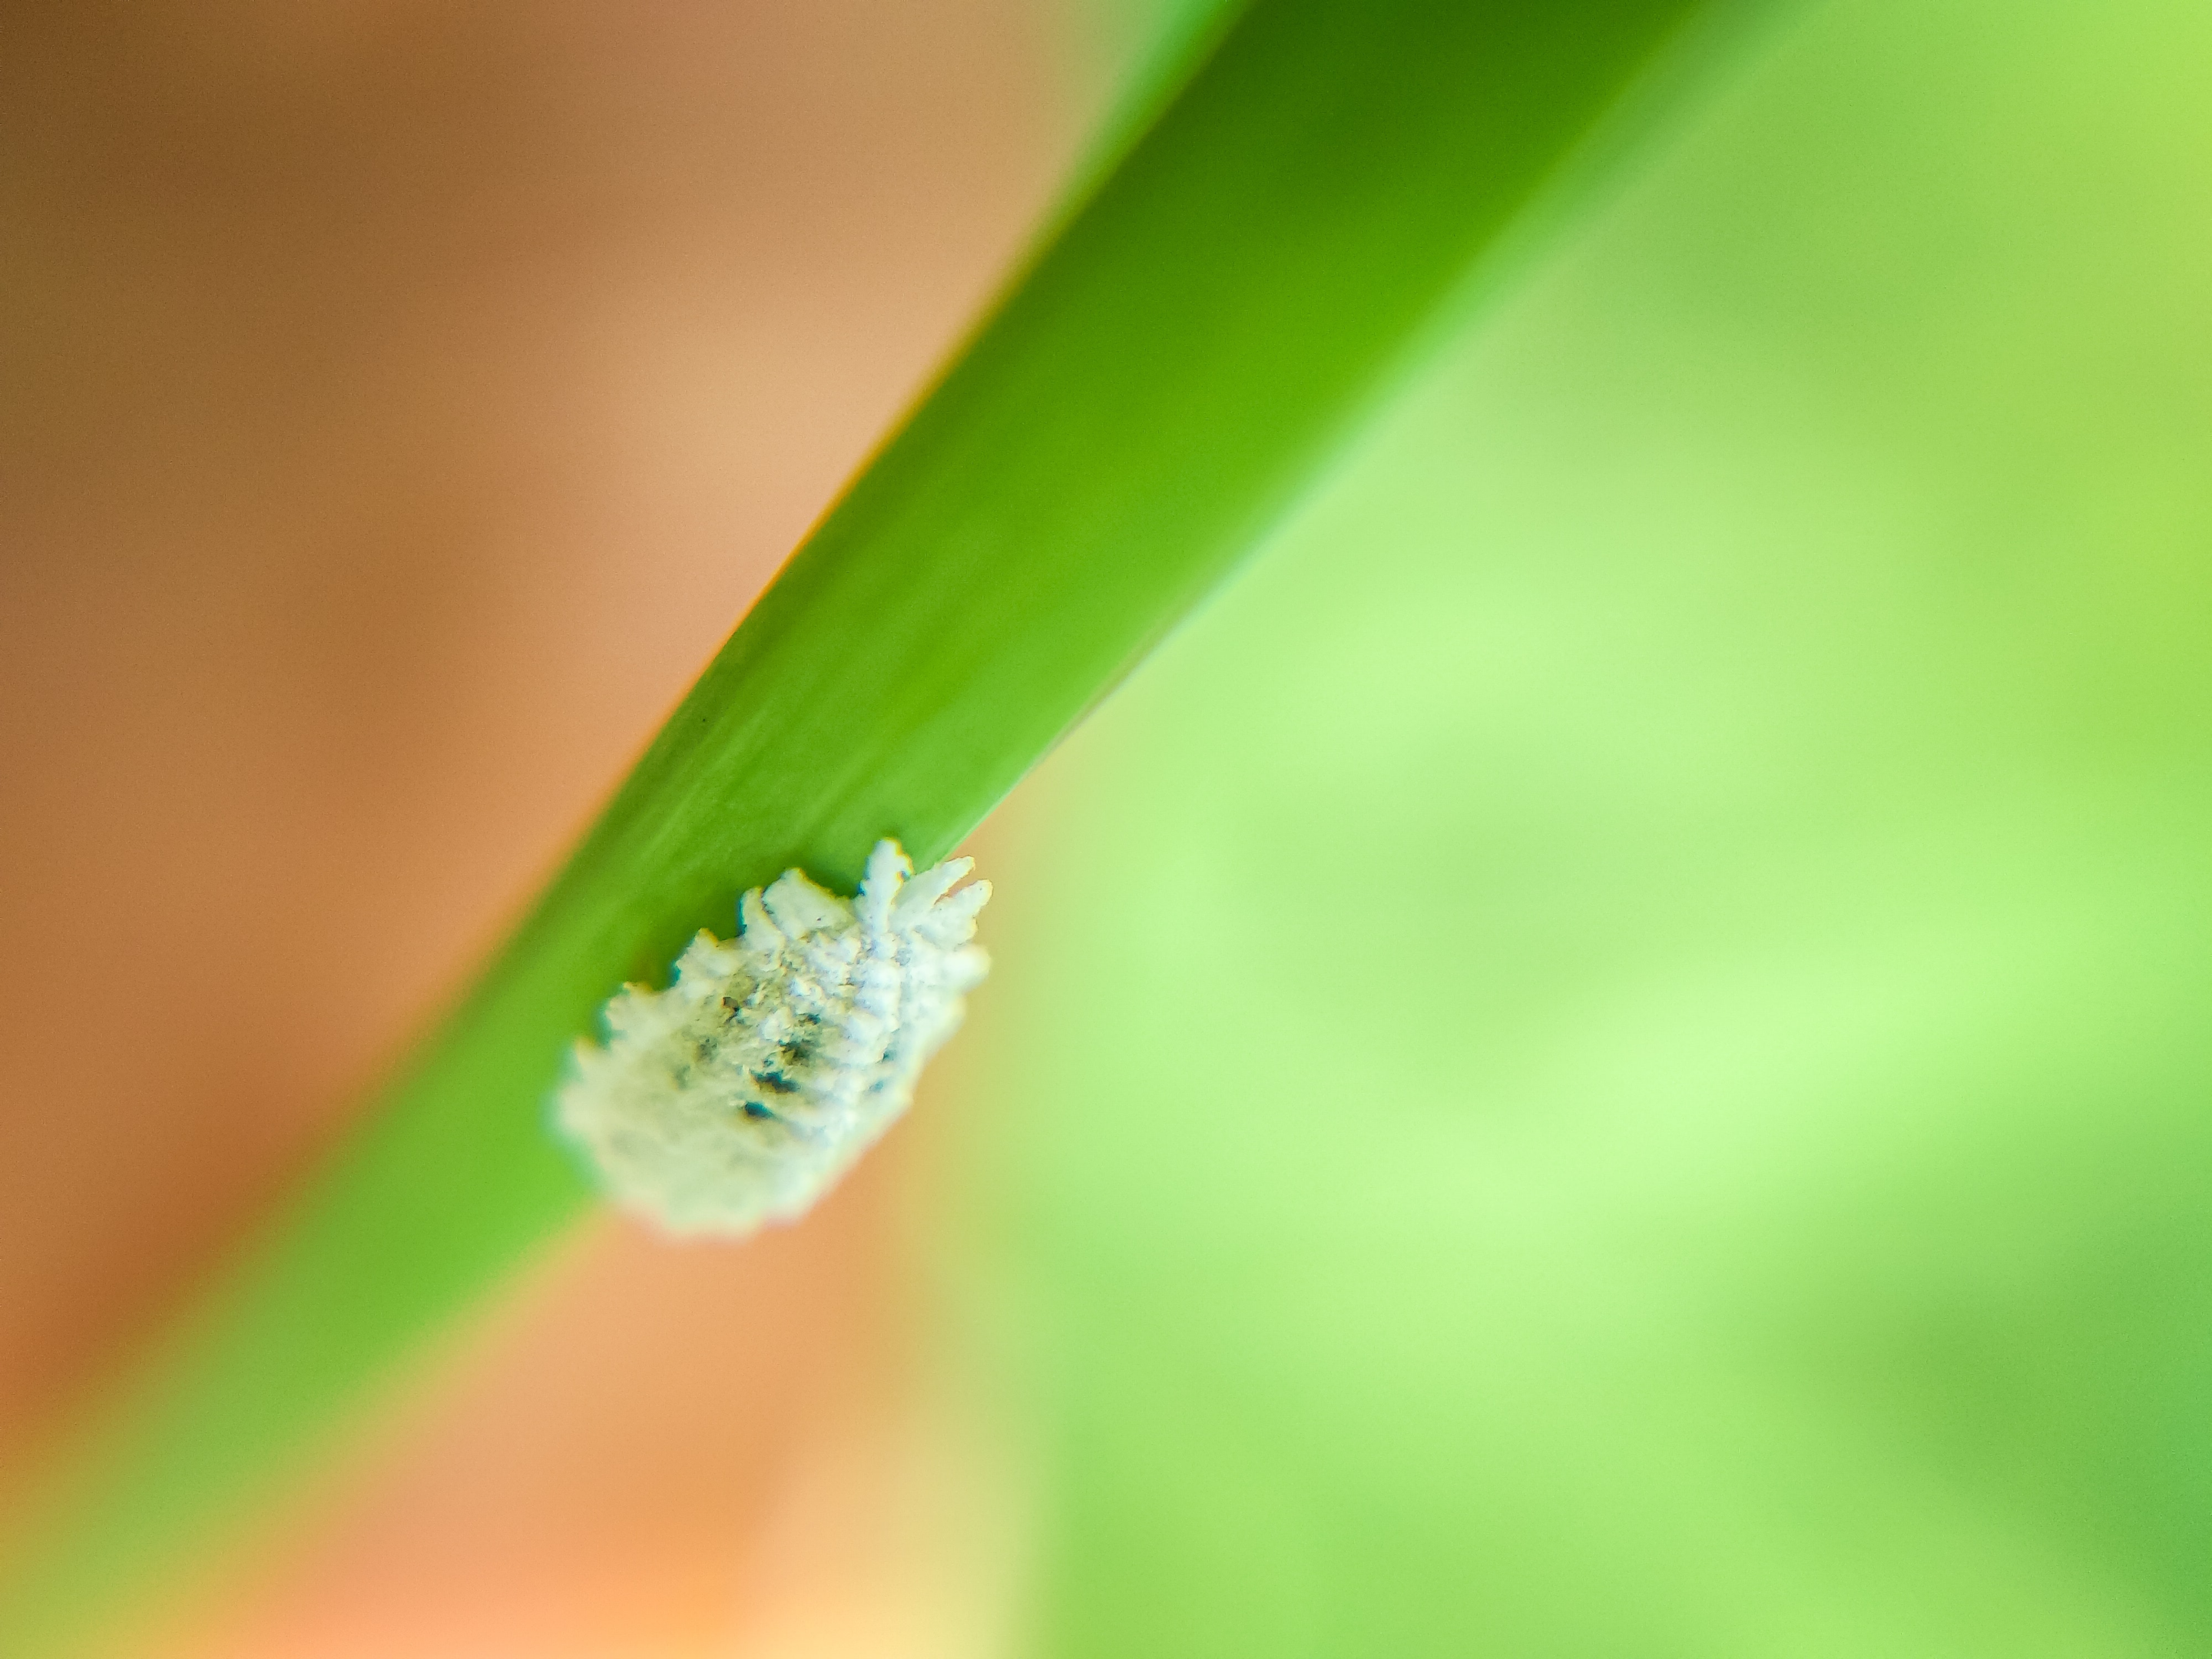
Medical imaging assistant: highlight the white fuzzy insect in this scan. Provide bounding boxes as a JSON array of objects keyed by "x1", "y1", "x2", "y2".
[{"x1": 554, "y1": 839, "x2": 990, "y2": 1237}]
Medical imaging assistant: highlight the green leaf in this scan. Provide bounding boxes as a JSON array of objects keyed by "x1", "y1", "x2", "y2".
[{"x1": 0, "y1": 1, "x2": 1727, "y2": 1651}]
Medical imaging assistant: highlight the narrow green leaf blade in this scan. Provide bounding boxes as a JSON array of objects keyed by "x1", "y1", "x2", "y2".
[{"x1": 0, "y1": 1, "x2": 1718, "y2": 1651}]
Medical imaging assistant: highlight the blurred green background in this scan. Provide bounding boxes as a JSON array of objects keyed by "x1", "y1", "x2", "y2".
[{"x1": 947, "y1": 0, "x2": 2212, "y2": 1651}]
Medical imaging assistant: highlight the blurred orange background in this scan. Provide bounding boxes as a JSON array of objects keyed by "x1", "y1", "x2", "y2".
[{"x1": 0, "y1": 1, "x2": 1095, "y2": 1650}]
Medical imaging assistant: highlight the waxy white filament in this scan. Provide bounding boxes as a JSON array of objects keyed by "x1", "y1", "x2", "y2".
[{"x1": 554, "y1": 839, "x2": 990, "y2": 1237}]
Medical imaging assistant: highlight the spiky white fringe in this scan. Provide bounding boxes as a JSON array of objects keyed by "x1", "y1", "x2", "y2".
[{"x1": 553, "y1": 839, "x2": 990, "y2": 1237}]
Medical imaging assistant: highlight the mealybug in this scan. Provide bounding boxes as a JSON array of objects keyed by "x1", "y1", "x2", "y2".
[{"x1": 553, "y1": 839, "x2": 991, "y2": 1237}]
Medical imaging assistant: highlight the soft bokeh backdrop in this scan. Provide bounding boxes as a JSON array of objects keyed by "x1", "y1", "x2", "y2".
[{"x1": 8, "y1": 0, "x2": 2212, "y2": 1653}]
